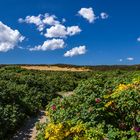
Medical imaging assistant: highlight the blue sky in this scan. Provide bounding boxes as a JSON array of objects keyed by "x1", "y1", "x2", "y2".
[{"x1": 0, "y1": 0, "x2": 140, "y2": 65}]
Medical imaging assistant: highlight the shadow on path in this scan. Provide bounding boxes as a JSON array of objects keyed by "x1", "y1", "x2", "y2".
[
  {"x1": 12, "y1": 111, "x2": 46, "y2": 140},
  {"x1": 11, "y1": 92, "x2": 73, "y2": 140}
]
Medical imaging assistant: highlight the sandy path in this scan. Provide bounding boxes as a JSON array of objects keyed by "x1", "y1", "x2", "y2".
[
  {"x1": 12, "y1": 92, "x2": 73, "y2": 140},
  {"x1": 58, "y1": 91, "x2": 74, "y2": 97},
  {"x1": 12, "y1": 111, "x2": 47, "y2": 140}
]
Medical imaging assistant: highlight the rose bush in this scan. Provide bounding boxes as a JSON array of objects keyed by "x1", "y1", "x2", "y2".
[
  {"x1": 0, "y1": 66, "x2": 93, "y2": 139},
  {"x1": 37, "y1": 75, "x2": 140, "y2": 140}
]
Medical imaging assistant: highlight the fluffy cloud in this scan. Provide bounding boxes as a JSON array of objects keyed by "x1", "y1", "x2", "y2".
[
  {"x1": 137, "y1": 37, "x2": 140, "y2": 42},
  {"x1": 100, "y1": 12, "x2": 109, "y2": 19},
  {"x1": 0, "y1": 21, "x2": 24, "y2": 52},
  {"x1": 19, "y1": 15, "x2": 44, "y2": 31},
  {"x1": 64, "y1": 45, "x2": 86, "y2": 57},
  {"x1": 78, "y1": 7, "x2": 96, "y2": 23},
  {"x1": 126, "y1": 57, "x2": 134, "y2": 61},
  {"x1": 19, "y1": 13, "x2": 81, "y2": 39},
  {"x1": 45, "y1": 24, "x2": 81, "y2": 38},
  {"x1": 119, "y1": 59, "x2": 123, "y2": 62},
  {"x1": 18, "y1": 13, "x2": 60, "y2": 31},
  {"x1": 43, "y1": 13, "x2": 60, "y2": 26},
  {"x1": 67, "y1": 26, "x2": 81, "y2": 36},
  {"x1": 19, "y1": 15, "x2": 42, "y2": 26},
  {"x1": 29, "y1": 39, "x2": 65, "y2": 51},
  {"x1": 20, "y1": 13, "x2": 82, "y2": 53},
  {"x1": 45, "y1": 24, "x2": 67, "y2": 38}
]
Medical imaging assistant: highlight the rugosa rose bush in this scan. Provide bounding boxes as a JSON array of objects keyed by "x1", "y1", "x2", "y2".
[{"x1": 37, "y1": 76, "x2": 140, "y2": 140}]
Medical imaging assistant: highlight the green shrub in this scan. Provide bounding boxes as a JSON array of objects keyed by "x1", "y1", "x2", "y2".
[{"x1": 42, "y1": 75, "x2": 140, "y2": 140}]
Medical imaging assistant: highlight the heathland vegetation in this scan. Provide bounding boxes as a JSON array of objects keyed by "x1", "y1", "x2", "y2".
[{"x1": 0, "y1": 65, "x2": 140, "y2": 139}]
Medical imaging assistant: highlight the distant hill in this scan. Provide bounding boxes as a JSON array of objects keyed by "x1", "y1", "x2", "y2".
[{"x1": 1, "y1": 64, "x2": 140, "y2": 71}]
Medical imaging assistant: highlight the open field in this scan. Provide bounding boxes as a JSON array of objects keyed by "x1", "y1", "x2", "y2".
[{"x1": 21, "y1": 65, "x2": 91, "y2": 72}]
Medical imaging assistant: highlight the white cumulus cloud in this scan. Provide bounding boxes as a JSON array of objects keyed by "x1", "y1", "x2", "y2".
[
  {"x1": 100, "y1": 12, "x2": 109, "y2": 19},
  {"x1": 0, "y1": 21, "x2": 24, "y2": 52},
  {"x1": 64, "y1": 45, "x2": 86, "y2": 57},
  {"x1": 126, "y1": 57, "x2": 134, "y2": 61},
  {"x1": 19, "y1": 15, "x2": 42, "y2": 26},
  {"x1": 45, "y1": 24, "x2": 67, "y2": 38},
  {"x1": 137, "y1": 37, "x2": 140, "y2": 42},
  {"x1": 29, "y1": 39, "x2": 65, "y2": 51},
  {"x1": 45, "y1": 24, "x2": 81, "y2": 38},
  {"x1": 78, "y1": 7, "x2": 96, "y2": 23},
  {"x1": 119, "y1": 59, "x2": 123, "y2": 62},
  {"x1": 67, "y1": 26, "x2": 81, "y2": 36},
  {"x1": 42, "y1": 13, "x2": 60, "y2": 26},
  {"x1": 18, "y1": 13, "x2": 60, "y2": 32},
  {"x1": 19, "y1": 13, "x2": 81, "y2": 39},
  {"x1": 19, "y1": 15, "x2": 44, "y2": 31}
]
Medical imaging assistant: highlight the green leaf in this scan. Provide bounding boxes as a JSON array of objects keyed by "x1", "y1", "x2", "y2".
[{"x1": 129, "y1": 136, "x2": 137, "y2": 140}]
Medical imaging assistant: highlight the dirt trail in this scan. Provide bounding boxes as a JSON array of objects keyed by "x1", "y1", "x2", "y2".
[
  {"x1": 58, "y1": 91, "x2": 74, "y2": 97},
  {"x1": 12, "y1": 111, "x2": 47, "y2": 140},
  {"x1": 12, "y1": 92, "x2": 73, "y2": 140}
]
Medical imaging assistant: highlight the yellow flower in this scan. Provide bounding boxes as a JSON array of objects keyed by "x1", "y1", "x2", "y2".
[
  {"x1": 45, "y1": 111, "x2": 49, "y2": 116},
  {"x1": 45, "y1": 131, "x2": 50, "y2": 139},
  {"x1": 70, "y1": 123, "x2": 85, "y2": 133},
  {"x1": 103, "y1": 95, "x2": 110, "y2": 99},
  {"x1": 111, "y1": 84, "x2": 129, "y2": 98},
  {"x1": 45, "y1": 123, "x2": 65, "y2": 140},
  {"x1": 44, "y1": 122, "x2": 86, "y2": 139},
  {"x1": 49, "y1": 136, "x2": 59, "y2": 140},
  {"x1": 105, "y1": 101, "x2": 113, "y2": 108},
  {"x1": 117, "y1": 84, "x2": 128, "y2": 92},
  {"x1": 65, "y1": 131, "x2": 70, "y2": 136}
]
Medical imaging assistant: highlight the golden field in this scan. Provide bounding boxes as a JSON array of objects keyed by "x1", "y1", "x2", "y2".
[{"x1": 21, "y1": 65, "x2": 90, "y2": 72}]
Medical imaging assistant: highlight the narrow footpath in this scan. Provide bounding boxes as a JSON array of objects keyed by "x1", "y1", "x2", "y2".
[
  {"x1": 12, "y1": 110, "x2": 47, "y2": 140},
  {"x1": 12, "y1": 91, "x2": 73, "y2": 140}
]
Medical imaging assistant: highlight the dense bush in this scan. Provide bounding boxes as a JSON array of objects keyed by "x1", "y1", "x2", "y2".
[
  {"x1": 37, "y1": 73, "x2": 140, "y2": 140},
  {"x1": 1, "y1": 66, "x2": 140, "y2": 139},
  {"x1": 0, "y1": 66, "x2": 91, "y2": 139}
]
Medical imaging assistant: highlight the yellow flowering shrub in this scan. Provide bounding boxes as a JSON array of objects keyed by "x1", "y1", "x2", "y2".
[
  {"x1": 104, "y1": 101, "x2": 113, "y2": 108},
  {"x1": 37, "y1": 76, "x2": 140, "y2": 140},
  {"x1": 103, "y1": 80, "x2": 140, "y2": 109},
  {"x1": 116, "y1": 84, "x2": 128, "y2": 92},
  {"x1": 110, "y1": 81, "x2": 140, "y2": 99},
  {"x1": 45, "y1": 123, "x2": 64, "y2": 140},
  {"x1": 44, "y1": 121, "x2": 86, "y2": 140}
]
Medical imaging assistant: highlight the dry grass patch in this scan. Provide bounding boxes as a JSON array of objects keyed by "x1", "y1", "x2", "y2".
[{"x1": 21, "y1": 66, "x2": 90, "y2": 72}]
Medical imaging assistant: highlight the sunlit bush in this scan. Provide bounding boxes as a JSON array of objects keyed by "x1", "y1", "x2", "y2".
[{"x1": 38, "y1": 76, "x2": 140, "y2": 140}]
